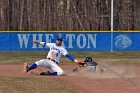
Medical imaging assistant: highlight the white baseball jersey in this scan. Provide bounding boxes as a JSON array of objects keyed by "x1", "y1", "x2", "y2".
[{"x1": 43, "y1": 43, "x2": 68, "y2": 63}]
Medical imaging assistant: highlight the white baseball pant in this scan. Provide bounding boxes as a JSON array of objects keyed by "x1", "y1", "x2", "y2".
[{"x1": 35, "y1": 59, "x2": 63, "y2": 75}]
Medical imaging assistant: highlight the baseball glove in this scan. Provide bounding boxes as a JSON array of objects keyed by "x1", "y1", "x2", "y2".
[{"x1": 77, "y1": 62, "x2": 87, "y2": 67}]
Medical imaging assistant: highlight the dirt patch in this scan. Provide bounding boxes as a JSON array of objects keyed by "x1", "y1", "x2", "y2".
[
  {"x1": 69, "y1": 64, "x2": 140, "y2": 79},
  {"x1": 0, "y1": 64, "x2": 140, "y2": 93}
]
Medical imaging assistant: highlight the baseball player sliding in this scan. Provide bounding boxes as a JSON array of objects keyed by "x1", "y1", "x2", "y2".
[{"x1": 24, "y1": 37, "x2": 82, "y2": 76}]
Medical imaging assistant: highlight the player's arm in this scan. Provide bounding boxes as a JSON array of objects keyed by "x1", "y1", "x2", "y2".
[
  {"x1": 66, "y1": 54, "x2": 87, "y2": 67},
  {"x1": 31, "y1": 40, "x2": 46, "y2": 46},
  {"x1": 62, "y1": 48, "x2": 81, "y2": 63},
  {"x1": 65, "y1": 54, "x2": 79, "y2": 63},
  {"x1": 31, "y1": 40, "x2": 53, "y2": 47}
]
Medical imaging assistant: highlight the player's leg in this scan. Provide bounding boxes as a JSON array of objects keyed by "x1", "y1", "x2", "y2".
[
  {"x1": 49, "y1": 62, "x2": 64, "y2": 75},
  {"x1": 39, "y1": 60, "x2": 63, "y2": 76},
  {"x1": 40, "y1": 67, "x2": 63, "y2": 76},
  {"x1": 24, "y1": 59, "x2": 63, "y2": 76},
  {"x1": 24, "y1": 59, "x2": 46, "y2": 73}
]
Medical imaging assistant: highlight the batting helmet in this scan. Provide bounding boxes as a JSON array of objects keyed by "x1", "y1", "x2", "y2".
[{"x1": 84, "y1": 57, "x2": 93, "y2": 62}]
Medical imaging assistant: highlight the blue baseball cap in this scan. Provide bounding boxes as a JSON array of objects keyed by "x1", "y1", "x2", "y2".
[{"x1": 56, "y1": 37, "x2": 63, "y2": 41}]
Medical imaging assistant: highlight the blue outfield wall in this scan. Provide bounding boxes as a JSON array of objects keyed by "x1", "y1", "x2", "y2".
[{"x1": 0, "y1": 32, "x2": 139, "y2": 51}]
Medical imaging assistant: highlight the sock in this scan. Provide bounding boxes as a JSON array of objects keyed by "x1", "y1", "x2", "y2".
[
  {"x1": 28, "y1": 63, "x2": 37, "y2": 71},
  {"x1": 48, "y1": 71, "x2": 58, "y2": 75}
]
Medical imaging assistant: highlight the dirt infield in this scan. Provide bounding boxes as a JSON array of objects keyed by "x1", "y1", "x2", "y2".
[{"x1": 0, "y1": 64, "x2": 139, "y2": 93}]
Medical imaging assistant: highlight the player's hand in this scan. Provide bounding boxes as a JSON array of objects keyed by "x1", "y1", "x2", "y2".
[
  {"x1": 74, "y1": 59, "x2": 80, "y2": 63},
  {"x1": 30, "y1": 40, "x2": 39, "y2": 44},
  {"x1": 74, "y1": 59, "x2": 86, "y2": 67}
]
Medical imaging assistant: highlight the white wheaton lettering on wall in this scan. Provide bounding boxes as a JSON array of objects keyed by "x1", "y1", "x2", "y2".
[
  {"x1": 66, "y1": 34, "x2": 75, "y2": 48},
  {"x1": 77, "y1": 34, "x2": 97, "y2": 48},
  {"x1": 87, "y1": 34, "x2": 97, "y2": 48},
  {"x1": 77, "y1": 34, "x2": 87, "y2": 48},
  {"x1": 17, "y1": 33, "x2": 97, "y2": 49},
  {"x1": 17, "y1": 34, "x2": 30, "y2": 48}
]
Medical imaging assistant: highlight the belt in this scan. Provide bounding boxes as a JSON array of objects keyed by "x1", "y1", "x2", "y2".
[{"x1": 47, "y1": 58, "x2": 58, "y2": 64}]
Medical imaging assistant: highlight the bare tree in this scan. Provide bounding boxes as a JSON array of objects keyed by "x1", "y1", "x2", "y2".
[{"x1": 0, "y1": 0, "x2": 139, "y2": 31}]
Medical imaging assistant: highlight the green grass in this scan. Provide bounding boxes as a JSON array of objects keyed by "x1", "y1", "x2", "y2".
[
  {"x1": 0, "y1": 76, "x2": 81, "y2": 93},
  {"x1": 0, "y1": 51, "x2": 140, "y2": 65}
]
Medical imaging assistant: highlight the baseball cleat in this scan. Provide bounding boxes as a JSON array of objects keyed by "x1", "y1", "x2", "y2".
[
  {"x1": 24, "y1": 62, "x2": 29, "y2": 73},
  {"x1": 40, "y1": 71, "x2": 49, "y2": 75}
]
